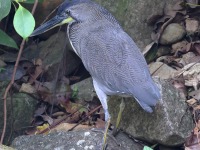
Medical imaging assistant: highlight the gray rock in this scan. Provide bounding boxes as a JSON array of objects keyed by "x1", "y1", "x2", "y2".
[
  {"x1": 0, "y1": 81, "x2": 37, "y2": 144},
  {"x1": 69, "y1": 77, "x2": 193, "y2": 146},
  {"x1": 23, "y1": 31, "x2": 82, "y2": 81},
  {"x1": 31, "y1": 0, "x2": 177, "y2": 51},
  {"x1": 0, "y1": 65, "x2": 26, "y2": 81},
  {"x1": 94, "y1": 0, "x2": 177, "y2": 50},
  {"x1": 149, "y1": 62, "x2": 177, "y2": 79},
  {"x1": 160, "y1": 23, "x2": 186, "y2": 45},
  {"x1": 12, "y1": 130, "x2": 143, "y2": 150},
  {"x1": 71, "y1": 78, "x2": 95, "y2": 101},
  {"x1": 108, "y1": 78, "x2": 193, "y2": 146}
]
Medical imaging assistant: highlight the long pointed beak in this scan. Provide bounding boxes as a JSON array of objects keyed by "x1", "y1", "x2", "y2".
[{"x1": 30, "y1": 15, "x2": 74, "y2": 36}]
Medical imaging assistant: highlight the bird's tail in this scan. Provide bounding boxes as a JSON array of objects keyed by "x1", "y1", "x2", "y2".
[{"x1": 131, "y1": 79, "x2": 161, "y2": 113}]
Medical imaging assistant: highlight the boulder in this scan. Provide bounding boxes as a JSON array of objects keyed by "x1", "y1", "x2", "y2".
[
  {"x1": 108, "y1": 78, "x2": 193, "y2": 146},
  {"x1": 95, "y1": 0, "x2": 177, "y2": 50},
  {"x1": 0, "y1": 81, "x2": 37, "y2": 144},
  {"x1": 23, "y1": 31, "x2": 82, "y2": 81},
  {"x1": 12, "y1": 130, "x2": 143, "y2": 150}
]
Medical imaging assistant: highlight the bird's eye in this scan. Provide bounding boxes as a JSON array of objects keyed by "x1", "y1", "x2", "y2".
[{"x1": 65, "y1": 10, "x2": 70, "y2": 14}]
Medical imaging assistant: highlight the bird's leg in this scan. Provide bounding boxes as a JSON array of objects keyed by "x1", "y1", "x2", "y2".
[
  {"x1": 92, "y1": 79, "x2": 110, "y2": 149},
  {"x1": 102, "y1": 109, "x2": 111, "y2": 149},
  {"x1": 112, "y1": 98, "x2": 125, "y2": 136}
]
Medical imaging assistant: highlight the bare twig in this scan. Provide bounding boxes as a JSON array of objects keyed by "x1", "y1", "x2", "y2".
[
  {"x1": 0, "y1": 0, "x2": 39, "y2": 144},
  {"x1": 38, "y1": 102, "x2": 91, "y2": 134},
  {"x1": 68, "y1": 105, "x2": 102, "y2": 131}
]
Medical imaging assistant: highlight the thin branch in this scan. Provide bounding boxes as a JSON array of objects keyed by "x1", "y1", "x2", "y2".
[{"x1": 0, "y1": 0, "x2": 38, "y2": 144}]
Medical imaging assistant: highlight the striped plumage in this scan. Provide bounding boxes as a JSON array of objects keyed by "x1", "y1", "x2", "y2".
[
  {"x1": 31, "y1": 0, "x2": 161, "y2": 148},
  {"x1": 65, "y1": 0, "x2": 160, "y2": 113}
]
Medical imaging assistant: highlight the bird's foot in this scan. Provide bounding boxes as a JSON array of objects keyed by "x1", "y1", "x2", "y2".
[{"x1": 91, "y1": 118, "x2": 120, "y2": 149}]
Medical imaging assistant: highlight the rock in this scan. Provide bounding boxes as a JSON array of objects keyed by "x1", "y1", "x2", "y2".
[
  {"x1": 185, "y1": 18, "x2": 199, "y2": 35},
  {"x1": 0, "y1": 81, "x2": 37, "y2": 144},
  {"x1": 94, "y1": 0, "x2": 178, "y2": 50},
  {"x1": 156, "y1": 46, "x2": 171, "y2": 57},
  {"x1": 71, "y1": 78, "x2": 95, "y2": 101},
  {"x1": 149, "y1": 62, "x2": 178, "y2": 79},
  {"x1": 23, "y1": 32, "x2": 82, "y2": 81},
  {"x1": 0, "y1": 65, "x2": 26, "y2": 81},
  {"x1": 160, "y1": 23, "x2": 186, "y2": 45},
  {"x1": 12, "y1": 130, "x2": 143, "y2": 150},
  {"x1": 108, "y1": 78, "x2": 193, "y2": 146},
  {"x1": 32, "y1": 0, "x2": 178, "y2": 51}
]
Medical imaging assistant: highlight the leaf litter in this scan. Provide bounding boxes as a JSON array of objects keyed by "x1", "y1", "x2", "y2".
[
  {"x1": 146, "y1": 0, "x2": 200, "y2": 149},
  {"x1": 2, "y1": 0, "x2": 200, "y2": 148}
]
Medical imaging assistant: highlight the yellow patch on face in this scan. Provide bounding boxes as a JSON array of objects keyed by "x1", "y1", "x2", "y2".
[{"x1": 61, "y1": 17, "x2": 74, "y2": 24}]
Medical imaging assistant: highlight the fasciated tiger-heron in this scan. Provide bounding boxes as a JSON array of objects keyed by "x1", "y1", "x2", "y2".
[{"x1": 31, "y1": 0, "x2": 161, "y2": 149}]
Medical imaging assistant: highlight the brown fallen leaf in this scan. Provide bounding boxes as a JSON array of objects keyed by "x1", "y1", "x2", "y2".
[
  {"x1": 94, "y1": 118, "x2": 105, "y2": 129},
  {"x1": 187, "y1": 98, "x2": 198, "y2": 106},
  {"x1": 51, "y1": 123, "x2": 92, "y2": 132},
  {"x1": 194, "y1": 105, "x2": 200, "y2": 111}
]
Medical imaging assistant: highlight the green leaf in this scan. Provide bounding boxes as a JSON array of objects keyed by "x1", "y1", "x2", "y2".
[
  {"x1": 17, "y1": 0, "x2": 44, "y2": 4},
  {"x1": 0, "y1": 29, "x2": 18, "y2": 49},
  {"x1": 13, "y1": 4, "x2": 35, "y2": 39},
  {"x1": 72, "y1": 85, "x2": 79, "y2": 99},
  {"x1": 143, "y1": 146, "x2": 153, "y2": 150},
  {"x1": 0, "y1": 0, "x2": 11, "y2": 21}
]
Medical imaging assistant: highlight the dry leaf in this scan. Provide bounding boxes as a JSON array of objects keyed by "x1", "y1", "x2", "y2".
[
  {"x1": 186, "y1": 98, "x2": 197, "y2": 106},
  {"x1": 95, "y1": 118, "x2": 105, "y2": 129},
  {"x1": 194, "y1": 105, "x2": 200, "y2": 110},
  {"x1": 51, "y1": 123, "x2": 92, "y2": 132},
  {"x1": 20, "y1": 83, "x2": 37, "y2": 94},
  {"x1": 35, "y1": 123, "x2": 50, "y2": 134}
]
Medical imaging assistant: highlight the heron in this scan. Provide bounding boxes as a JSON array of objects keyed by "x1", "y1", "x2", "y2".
[{"x1": 31, "y1": 0, "x2": 161, "y2": 148}]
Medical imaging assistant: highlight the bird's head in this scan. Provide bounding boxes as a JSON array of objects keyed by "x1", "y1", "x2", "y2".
[{"x1": 31, "y1": 0, "x2": 98, "y2": 36}]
